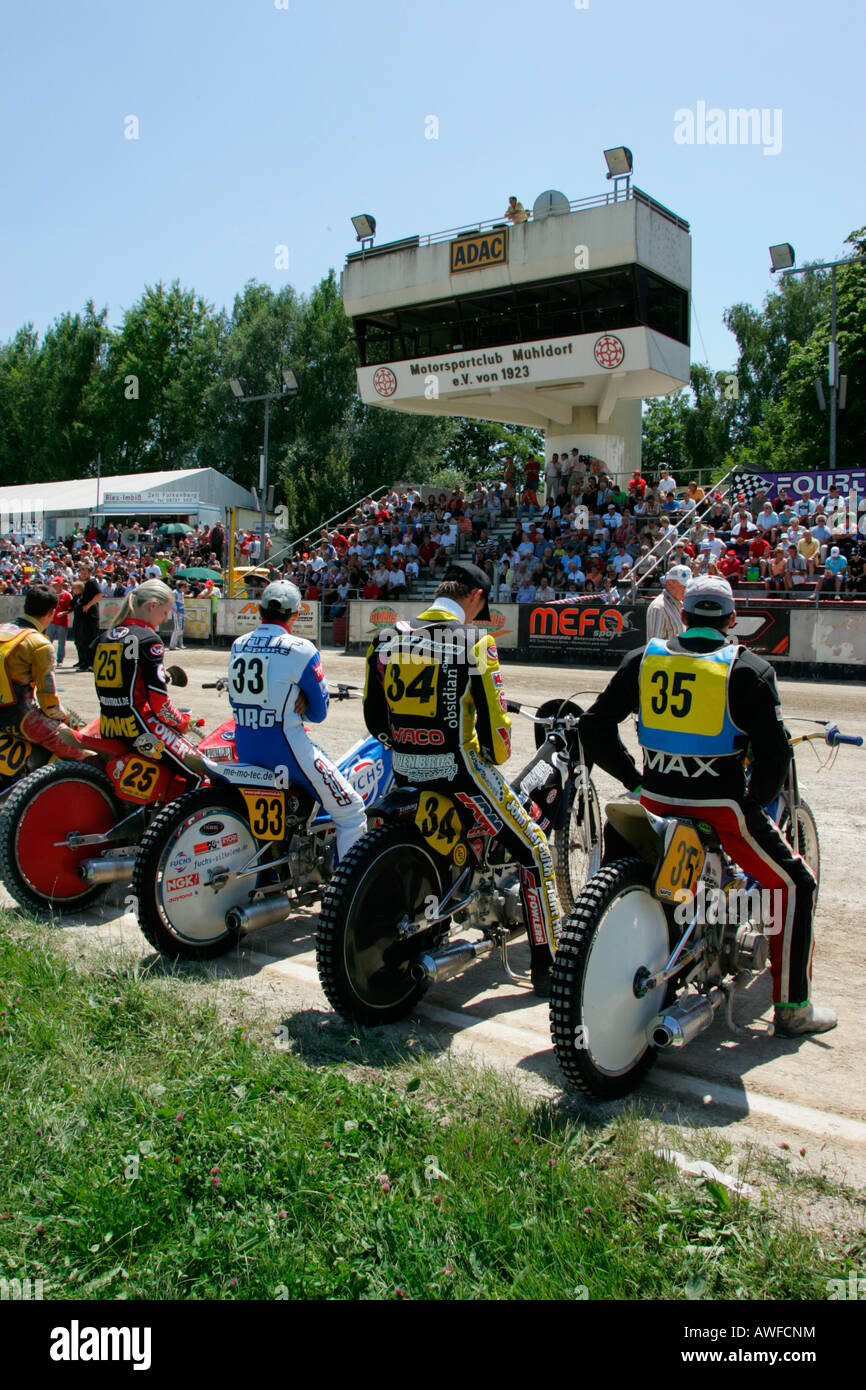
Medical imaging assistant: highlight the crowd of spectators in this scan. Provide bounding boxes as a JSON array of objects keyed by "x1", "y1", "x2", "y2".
[
  {"x1": 2, "y1": 463, "x2": 863, "y2": 667},
  {"x1": 281, "y1": 455, "x2": 866, "y2": 613}
]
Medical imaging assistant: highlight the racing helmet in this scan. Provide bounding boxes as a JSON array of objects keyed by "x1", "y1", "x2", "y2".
[
  {"x1": 682, "y1": 575, "x2": 735, "y2": 617},
  {"x1": 260, "y1": 580, "x2": 302, "y2": 617}
]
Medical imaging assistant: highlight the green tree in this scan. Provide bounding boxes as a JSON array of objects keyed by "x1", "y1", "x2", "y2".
[{"x1": 100, "y1": 281, "x2": 222, "y2": 472}]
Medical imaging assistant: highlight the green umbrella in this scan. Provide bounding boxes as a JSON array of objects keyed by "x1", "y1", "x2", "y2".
[
  {"x1": 159, "y1": 522, "x2": 195, "y2": 536},
  {"x1": 175, "y1": 566, "x2": 223, "y2": 581}
]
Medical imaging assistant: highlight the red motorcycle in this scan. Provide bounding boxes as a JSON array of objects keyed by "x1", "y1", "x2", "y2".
[{"x1": 0, "y1": 677, "x2": 235, "y2": 917}]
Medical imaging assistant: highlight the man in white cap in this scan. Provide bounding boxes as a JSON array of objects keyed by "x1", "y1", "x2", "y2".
[
  {"x1": 228, "y1": 580, "x2": 366, "y2": 861},
  {"x1": 645, "y1": 564, "x2": 691, "y2": 641},
  {"x1": 579, "y1": 575, "x2": 834, "y2": 1037}
]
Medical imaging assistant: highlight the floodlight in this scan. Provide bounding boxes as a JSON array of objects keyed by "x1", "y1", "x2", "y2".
[
  {"x1": 281, "y1": 368, "x2": 301, "y2": 394},
  {"x1": 603, "y1": 147, "x2": 633, "y2": 178},
  {"x1": 229, "y1": 378, "x2": 246, "y2": 399},
  {"x1": 351, "y1": 214, "x2": 377, "y2": 241},
  {"x1": 769, "y1": 243, "x2": 796, "y2": 272}
]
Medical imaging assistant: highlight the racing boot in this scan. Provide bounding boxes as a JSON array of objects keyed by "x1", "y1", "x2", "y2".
[{"x1": 772, "y1": 1002, "x2": 838, "y2": 1038}]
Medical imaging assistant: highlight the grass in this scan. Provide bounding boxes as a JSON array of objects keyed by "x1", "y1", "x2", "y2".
[{"x1": 0, "y1": 911, "x2": 853, "y2": 1301}]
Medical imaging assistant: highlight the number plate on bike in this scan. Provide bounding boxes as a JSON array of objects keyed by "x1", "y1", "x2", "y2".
[
  {"x1": 0, "y1": 732, "x2": 29, "y2": 777},
  {"x1": 115, "y1": 756, "x2": 162, "y2": 801},
  {"x1": 653, "y1": 821, "x2": 705, "y2": 902},
  {"x1": 241, "y1": 790, "x2": 285, "y2": 841},
  {"x1": 414, "y1": 791, "x2": 461, "y2": 858}
]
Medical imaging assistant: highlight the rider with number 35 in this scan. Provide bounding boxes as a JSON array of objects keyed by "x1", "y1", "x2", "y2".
[
  {"x1": 579, "y1": 574, "x2": 835, "y2": 1038},
  {"x1": 93, "y1": 579, "x2": 200, "y2": 780},
  {"x1": 228, "y1": 580, "x2": 366, "y2": 861}
]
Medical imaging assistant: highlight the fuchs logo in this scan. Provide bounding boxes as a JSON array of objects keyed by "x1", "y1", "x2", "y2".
[
  {"x1": 171, "y1": 851, "x2": 192, "y2": 871},
  {"x1": 200, "y1": 821, "x2": 224, "y2": 835},
  {"x1": 348, "y1": 756, "x2": 384, "y2": 802}
]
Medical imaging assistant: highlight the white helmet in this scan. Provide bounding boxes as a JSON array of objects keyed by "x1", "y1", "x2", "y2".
[{"x1": 260, "y1": 580, "x2": 301, "y2": 616}]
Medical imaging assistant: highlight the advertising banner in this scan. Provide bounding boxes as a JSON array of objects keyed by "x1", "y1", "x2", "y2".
[
  {"x1": 217, "y1": 599, "x2": 320, "y2": 643},
  {"x1": 184, "y1": 597, "x2": 213, "y2": 642},
  {"x1": 519, "y1": 601, "x2": 647, "y2": 658},
  {"x1": 348, "y1": 601, "x2": 519, "y2": 648},
  {"x1": 730, "y1": 469, "x2": 866, "y2": 505},
  {"x1": 517, "y1": 601, "x2": 791, "y2": 660}
]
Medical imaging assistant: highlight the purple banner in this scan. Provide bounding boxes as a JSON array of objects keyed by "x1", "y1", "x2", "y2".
[{"x1": 730, "y1": 469, "x2": 866, "y2": 504}]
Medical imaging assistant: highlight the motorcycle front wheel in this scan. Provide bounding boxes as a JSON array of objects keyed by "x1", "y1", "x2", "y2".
[
  {"x1": 550, "y1": 859, "x2": 674, "y2": 1100},
  {"x1": 133, "y1": 788, "x2": 263, "y2": 960},
  {"x1": 0, "y1": 762, "x2": 119, "y2": 916},
  {"x1": 317, "y1": 824, "x2": 446, "y2": 1026},
  {"x1": 777, "y1": 795, "x2": 820, "y2": 890},
  {"x1": 552, "y1": 777, "x2": 602, "y2": 909}
]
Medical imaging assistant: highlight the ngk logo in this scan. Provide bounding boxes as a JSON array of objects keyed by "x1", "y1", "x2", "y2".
[{"x1": 529, "y1": 606, "x2": 623, "y2": 637}]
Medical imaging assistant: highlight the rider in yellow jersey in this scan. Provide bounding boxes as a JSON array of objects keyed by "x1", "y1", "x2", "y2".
[
  {"x1": 363, "y1": 561, "x2": 561, "y2": 995},
  {"x1": 0, "y1": 584, "x2": 88, "y2": 762}
]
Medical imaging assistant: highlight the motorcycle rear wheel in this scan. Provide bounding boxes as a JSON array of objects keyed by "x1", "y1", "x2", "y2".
[
  {"x1": 0, "y1": 761, "x2": 118, "y2": 916},
  {"x1": 317, "y1": 824, "x2": 445, "y2": 1026},
  {"x1": 550, "y1": 859, "x2": 674, "y2": 1100},
  {"x1": 133, "y1": 788, "x2": 263, "y2": 960}
]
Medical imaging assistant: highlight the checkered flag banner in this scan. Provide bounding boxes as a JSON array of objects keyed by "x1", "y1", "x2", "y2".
[{"x1": 728, "y1": 469, "x2": 769, "y2": 506}]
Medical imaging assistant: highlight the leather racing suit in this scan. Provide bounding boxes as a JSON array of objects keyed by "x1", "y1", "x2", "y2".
[
  {"x1": 93, "y1": 618, "x2": 198, "y2": 776},
  {"x1": 228, "y1": 623, "x2": 366, "y2": 861},
  {"x1": 579, "y1": 628, "x2": 815, "y2": 1006},
  {"x1": 363, "y1": 598, "x2": 561, "y2": 957},
  {"x1": 0, "y1": 618, "x2": 88, "y2": 761}
]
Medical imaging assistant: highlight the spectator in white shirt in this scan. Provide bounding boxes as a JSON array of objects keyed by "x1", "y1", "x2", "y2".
[
  {"x1": 657, "y1": 467, "x2": 678, "y2": 500},
  {"x1": 757, "y1": 502, "x2": 780, "y2": 532}
]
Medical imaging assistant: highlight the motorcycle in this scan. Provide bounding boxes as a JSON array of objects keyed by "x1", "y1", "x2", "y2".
[
  {"x1": 130, "y1": 684, "x2": 395, "y2": 961},
  {"x1": 0, "y1": 708, "x2": 87, "y2": 805},
  {"x1": 549, "y1": 719, "x2": 862, "y2": 1100},
  {"x1": 315, "y1": 696, "x2": 602, "y2": 1026},
  {"x1": 0, "y1": 669, "x2": 235, "y2": 917}
]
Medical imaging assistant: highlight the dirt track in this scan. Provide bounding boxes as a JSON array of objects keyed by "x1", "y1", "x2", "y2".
[{"x1": 10, "y1": 647, "x2": 866, "y2": 1191}]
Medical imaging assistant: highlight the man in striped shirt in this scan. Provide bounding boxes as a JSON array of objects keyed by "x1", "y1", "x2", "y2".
[{"x1": 645, "y1": 564, "x2": 691, "y2": 641}]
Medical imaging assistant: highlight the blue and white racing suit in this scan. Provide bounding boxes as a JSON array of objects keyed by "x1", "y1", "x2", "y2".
[{"x1": 228, "y1": 623, "x2": 366, "y2": 861}]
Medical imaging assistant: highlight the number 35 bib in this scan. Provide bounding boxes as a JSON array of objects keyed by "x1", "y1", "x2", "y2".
[{"x1": 637, "y1": 640, "x2": 741, "y2": 756}]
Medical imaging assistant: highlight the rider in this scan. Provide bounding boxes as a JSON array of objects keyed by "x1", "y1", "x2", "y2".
[
  {"x1": 228, "y1": 580, "x2": 366, "y2": 862},
  {"x1": 91, "y1": 578, "x2": 199, "y2": 776},
  {"x1": 578, "y1": 574, "x2": 834, "y2": 1038},
  {"x1": 363, "y1": 560, "x2": 561, "y2": 995},
  {"x1": 0, "y1": 583, "x2": 89, "y2": 761}
]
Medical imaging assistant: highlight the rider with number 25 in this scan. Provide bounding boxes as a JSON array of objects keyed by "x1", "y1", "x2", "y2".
[
  {"x1": 94, "y1": 579, "x2": 200, "y2": 786},
  {"x1": 579, "y1": 574, "x2": 834, "y2": 1038},
  {"x1": 363, "y1": 562, "x2": 560, "y2": 995}
]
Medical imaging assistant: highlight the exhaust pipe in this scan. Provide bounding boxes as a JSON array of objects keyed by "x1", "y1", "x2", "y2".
[
  {"x1": 224, "y1": 893, "x2": 292, "y2": 935},
  {"x1": 78, "y1": 856, "x2": 136, "y2": 885},
  {"x1": 648, "y1": 987, "x2": 727, "y2": 1050},
  {"x1": 411, "y1": 938, "x2": 497, "y2": 985}
]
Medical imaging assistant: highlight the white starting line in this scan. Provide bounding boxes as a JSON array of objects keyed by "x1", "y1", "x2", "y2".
[{"x1": 244, "y1": 947, "x2": 866, "y2": 1149}]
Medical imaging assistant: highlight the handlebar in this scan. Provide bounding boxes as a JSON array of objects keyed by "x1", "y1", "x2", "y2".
[
  {"x1": 825, "y1": 723, "x2": 863, "y2": 747},
  {"x1": 506, "y1": 699, "x2": 579, "y2": 730}
]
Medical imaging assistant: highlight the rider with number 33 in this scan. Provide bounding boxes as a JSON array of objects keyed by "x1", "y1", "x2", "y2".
[{"x1": 228, "y1": 580, "x2": 366, "y2": 861}]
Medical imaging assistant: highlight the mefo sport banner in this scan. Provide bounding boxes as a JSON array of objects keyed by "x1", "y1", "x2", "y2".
[
  {"x1": 518, "y1": 601, "x2": 790, "y2": 660},
  {"x1": 348, "y1": 601, "x2": 519, "y2": 648}
]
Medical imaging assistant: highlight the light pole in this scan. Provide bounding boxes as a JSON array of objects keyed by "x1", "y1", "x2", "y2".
[
  {"x1": 769, "y1": 243, "x2": 864, "y2": 472},
  {"x1": 229, "y1": 370, "x2": 301, "y2": 566}
]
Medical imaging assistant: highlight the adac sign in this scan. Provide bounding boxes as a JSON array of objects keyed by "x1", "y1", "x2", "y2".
[{"x1": 449, "y1": 229, "x2": 508, "y2": 275}]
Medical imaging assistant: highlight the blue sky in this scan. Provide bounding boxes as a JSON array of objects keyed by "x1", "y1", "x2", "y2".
[{"x1": 1, "y1": 0, "x2": 863, "y2": 372}]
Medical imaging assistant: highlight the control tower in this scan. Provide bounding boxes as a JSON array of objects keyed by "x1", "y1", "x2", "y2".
[{"x1": 341, "y1": 175, "x2": 690, "y2": 480}]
